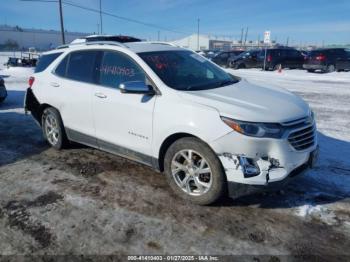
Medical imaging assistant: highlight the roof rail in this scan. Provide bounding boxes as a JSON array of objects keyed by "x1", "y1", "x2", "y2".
[
  {"x1": 56, "y1": 40, "x2": 128, "y2": 50},
  {"x1": 144, "y1": 41, "x2": 178, "y2": 47}
]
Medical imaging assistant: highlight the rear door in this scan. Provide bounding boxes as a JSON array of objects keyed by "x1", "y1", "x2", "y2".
[
  {"x1": 289, "y1": 49, "x2": 304, "y2": 68},
  {"x1": 93, "y1": 50, "x2": 156, "y2": 163},
  {"x1": 52, "y1": 50, "x2": 100, "y2": 145},
  {"x1": 336, "y1": 49, "x2": 350, "y2": 70}
]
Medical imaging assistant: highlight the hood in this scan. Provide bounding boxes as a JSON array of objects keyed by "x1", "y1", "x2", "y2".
[{"x1": 178, "y1": 79, "x2": 310, "y2": 123}]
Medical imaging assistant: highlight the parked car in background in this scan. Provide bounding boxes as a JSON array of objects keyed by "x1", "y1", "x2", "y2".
[
  {"x1": 198, "y1": 50, "x2": 217, "y2": 60},
  {"x1": 230, "y1": 48, "x2": 305, "y2": 70},
  {"x1": 25, "y1": 41, "x2": 318, "y2": 205},
  {"x1": 303, "y1": 48, "x2": 350, "y2": 73},
  {"x1": 211, "y1": 50, "x2": 244, "y2": 67},
  {"x1": 0, "y1": 77, "x2": 7, "y2": 103},
  {"x1": 258, "y1": 48, "x2": 305, "y2": 70},
  {"x1": 5, "y1": 57, "x2": 19, "y2": 67},
  {"x1": 228, "y1": 50, "x2": 261, "y2": 69},
  {"x1": 336, "y1": 49, "x2": 350, "y2": 71}
]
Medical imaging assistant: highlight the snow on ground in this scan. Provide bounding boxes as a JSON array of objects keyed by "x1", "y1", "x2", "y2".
[{"x1": 1, "y1": 52, "x2": 350, "y2": 255}]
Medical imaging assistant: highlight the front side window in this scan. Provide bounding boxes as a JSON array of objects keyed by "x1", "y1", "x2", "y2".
[
  {"x1": 35, "y1": 52, "x2": 62, "y2": 73},
  {"x1": 139, "y1": 51, "x2": 238, "y2": 91},
  {"x1": 98, "y1": 51, "x2": 146, "y2": 89},
  {"x1": 66, "y1": 51, "x2": 99, "y2": 83}
]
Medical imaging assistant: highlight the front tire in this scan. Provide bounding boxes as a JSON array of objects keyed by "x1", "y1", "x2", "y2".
[
  {"x1": 164, "y1": 137, "x2": 226, "y2": 205},
  {"x1": 42, "y1": 107, "x2": 68, "y2": 149}
]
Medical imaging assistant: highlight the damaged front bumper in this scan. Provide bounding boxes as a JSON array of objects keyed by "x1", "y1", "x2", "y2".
[{"x1": 210, "y1": 130, "x2": 318, "y2": 198}]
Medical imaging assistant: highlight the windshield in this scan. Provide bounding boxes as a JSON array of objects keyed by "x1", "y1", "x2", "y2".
[{"x1": 138, "y1": 50, "x2": 239, "y2": 91}]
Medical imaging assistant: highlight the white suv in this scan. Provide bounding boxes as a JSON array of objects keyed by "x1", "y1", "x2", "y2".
[{"x1": 25, "y1": 41, "x2": 318, "y2": 205}]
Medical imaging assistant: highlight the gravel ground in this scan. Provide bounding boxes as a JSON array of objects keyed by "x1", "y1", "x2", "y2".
[{"x1": 0, "y1": 61, "x2": 350, "y2": 259}]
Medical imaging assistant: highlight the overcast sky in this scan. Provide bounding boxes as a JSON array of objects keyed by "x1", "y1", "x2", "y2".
[{"x1": 1, "y1": 0, "x2": 350, "y2": 44}]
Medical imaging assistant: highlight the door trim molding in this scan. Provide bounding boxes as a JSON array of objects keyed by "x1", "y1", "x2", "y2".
[{"x1": 65, "y1": 128, "x2": 160, "y2": 171}]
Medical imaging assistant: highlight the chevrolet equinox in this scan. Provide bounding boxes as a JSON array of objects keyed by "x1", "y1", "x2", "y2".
[{"x1": 25, "y1": 41, "x2": 318, "y2": 205}]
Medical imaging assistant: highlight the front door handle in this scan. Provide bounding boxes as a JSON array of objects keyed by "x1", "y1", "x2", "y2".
[
  {"x1": 95, "y1": 92, "x2": 107, "y2": 98},
  {"x1": 50, "y1": 82, "x2": 60, "y2": 87}
]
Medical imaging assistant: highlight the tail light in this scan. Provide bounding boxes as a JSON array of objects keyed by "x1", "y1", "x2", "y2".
[
  {"x1": 267, "y1": 54, "x2": 272, "y2": 62},
  {"x1": 28, "y1": 76, "x2": 35, "y2": 88},
  {"x1": 315, "y1": 54, "x2": 326, "y2": 61}
]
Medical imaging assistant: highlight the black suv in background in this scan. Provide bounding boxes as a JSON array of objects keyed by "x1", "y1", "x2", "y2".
[
  {"x1": 211, "y1": 50, "x2": 244, "y2": 67},
  {"x1": 303, "y1": 48, "x2": 350, "y2": 73},
  {"x1": 260, "y1": 48, "x2": 304, "y2": 70},
  {"x1": 229, "y1": 48, "x2": 304, "y2": 70}
]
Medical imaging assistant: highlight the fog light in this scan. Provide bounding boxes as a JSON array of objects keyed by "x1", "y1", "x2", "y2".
[{"x1": 238, "y1": 156, "x2": 260, "y2": 178}]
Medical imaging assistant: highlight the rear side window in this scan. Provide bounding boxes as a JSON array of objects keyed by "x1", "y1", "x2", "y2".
[
  {"x1": 66, "y1": 51, "x2": 99, "y2": 83},
  {"x1": 55, "y1": 55, "x2": 68, "y2": 77},
  {"x1": 35, "y1": 52, "x2": 62, "y2": 73},
  {"x1": 98, "y1": 51, "x2": 146, "y2": 89}
]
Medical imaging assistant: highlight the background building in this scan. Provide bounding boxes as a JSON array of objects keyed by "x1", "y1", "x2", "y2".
[
  {"x1": 0, "y1": 24, "x2": 89, "y2": 50},
  {"x1": 171, "y1": 34, "x2": 275, "y2": 51}
]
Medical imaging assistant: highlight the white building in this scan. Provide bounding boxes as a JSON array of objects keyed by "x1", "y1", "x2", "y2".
[
  {"x1": 171, "y1": 34, "x2": 237, "y2": 51},
  {"x1": 171, "y1": 34, "x2": 210, "y2": 50}
]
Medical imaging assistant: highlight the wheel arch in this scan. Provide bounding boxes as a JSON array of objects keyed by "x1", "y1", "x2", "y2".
[{"x1": 157, "y1": 132, "x2": 198, "y2": 172}]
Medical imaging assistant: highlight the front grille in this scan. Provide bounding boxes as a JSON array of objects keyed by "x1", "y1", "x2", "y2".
[{"x1": 288, "y1": 124, "x2": 316, "y2": 151}]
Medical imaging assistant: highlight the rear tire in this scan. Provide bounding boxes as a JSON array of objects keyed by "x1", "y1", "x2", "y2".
[
  {"x1": 307, "y1": 69, "x2": 315, "y2": 73},
  {"x1": 41, "y1": 107, "x2": 68, "y2": 150},
  {"x1": 164, "y1": 137, "x2": 226, "y2": 205}
]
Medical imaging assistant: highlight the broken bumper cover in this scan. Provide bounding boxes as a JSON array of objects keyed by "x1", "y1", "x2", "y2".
[{"x1": 210, "y1": 130, "x2": 318, "y2": 194}]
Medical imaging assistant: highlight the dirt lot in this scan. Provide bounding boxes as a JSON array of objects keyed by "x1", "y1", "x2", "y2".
[{"x1": 1, "y1": 64, "x2": 350, "y2": 258}]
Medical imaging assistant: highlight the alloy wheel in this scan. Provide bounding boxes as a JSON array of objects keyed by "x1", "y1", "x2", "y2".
[
  {"x1": 171, "y1": 149, "x2": 212, "y2": 196},
  {"x1": 44, "y1": 112, "x2": 59, "y2": 146}
]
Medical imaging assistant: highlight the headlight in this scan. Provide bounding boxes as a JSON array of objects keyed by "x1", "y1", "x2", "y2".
[{"x1": 221, "y1": 117, "x2": 284, "y2": 138}]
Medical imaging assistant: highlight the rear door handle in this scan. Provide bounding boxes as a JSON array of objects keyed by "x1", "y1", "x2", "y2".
[
  {"x1": 50, "y1": 82, "x2": 60, "y2": 87},
  {"x1": 95, "y1": 92, "x2": 107, "y2": 98}
]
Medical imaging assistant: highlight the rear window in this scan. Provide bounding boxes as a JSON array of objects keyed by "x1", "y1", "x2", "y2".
[{"x1": 35, "y1": 52, "x2": 62, "y2": 73}]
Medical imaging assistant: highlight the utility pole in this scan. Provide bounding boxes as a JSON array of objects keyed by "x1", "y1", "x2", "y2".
[
  {"x1": 244, "y1": 27, "x2": 248, "y2": 47},
  {"x1": 197, "y1": 18, "x2": 200, "y2": 51},
  {"x1": 286, "y1": 36, "x2": 289, "y2": 47},
  {"x1": 99, "y1": 0, "x2": 103, "y2": 34},
  {"x1": 58, "y1": 0, "x2": 65, "y2": 44},
  {"x1": 240, "y1": 28, "x2": 244, "y2": 47}
]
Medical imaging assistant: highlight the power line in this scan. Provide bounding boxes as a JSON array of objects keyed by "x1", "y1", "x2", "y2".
[
  {"x1": 20, "y1": 0, "x2": 188, "y2": 35},
  {"x1": 62, "y1": 0, "x2": 188, "y2": 34}
]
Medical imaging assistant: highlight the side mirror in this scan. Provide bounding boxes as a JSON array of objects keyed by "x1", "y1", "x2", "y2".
[{"x1": 119, "y1": 81, "x2": 155, "y2": 95}]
